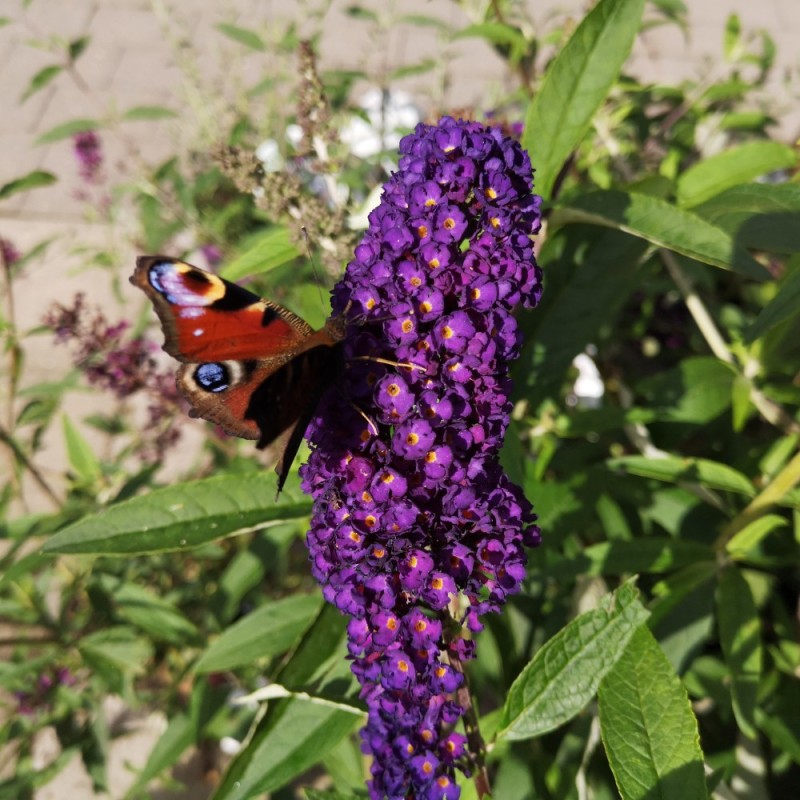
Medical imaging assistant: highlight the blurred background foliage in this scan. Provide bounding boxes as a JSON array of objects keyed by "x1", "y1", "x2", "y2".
[{"x1": 1, "y1": 0, "x2": 799, "y2": 797}]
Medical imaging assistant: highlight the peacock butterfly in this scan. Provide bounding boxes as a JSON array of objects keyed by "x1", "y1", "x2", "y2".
[{"x1": 130, "y1": 255, "x2": 345, "y2": 491}]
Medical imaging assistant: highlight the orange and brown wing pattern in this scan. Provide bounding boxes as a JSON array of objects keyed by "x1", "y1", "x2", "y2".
[{"x1": 131, "y1": 256, "x2": 314, "y2": 362}]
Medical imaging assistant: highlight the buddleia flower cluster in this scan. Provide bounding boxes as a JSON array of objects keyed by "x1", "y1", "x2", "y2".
[{"x1": 300, "y1": 117, "x2": 542, "y2": 799}]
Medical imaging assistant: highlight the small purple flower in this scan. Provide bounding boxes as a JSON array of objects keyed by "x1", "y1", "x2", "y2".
[
  {"x1": 73, "y1": 130, "x2": 104, "y2": 184},
  {"x1": 0, "y1": 237, "x2": 20, "y2": 266},
  {"x1": 300, "y1": 117, "x2": 542, "y2": 798}
]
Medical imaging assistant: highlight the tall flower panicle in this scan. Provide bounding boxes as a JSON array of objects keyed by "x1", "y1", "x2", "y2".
[
  {"x1": 43, "y1": 294, "x2": 184, "y2": 460},
  {"x1": 300, "y1": 117, "x2": 542, "y2": 799}
]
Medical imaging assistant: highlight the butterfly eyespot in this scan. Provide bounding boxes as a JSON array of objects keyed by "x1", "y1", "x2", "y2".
[{"x1": 195, "y1": 362, "x2": 231, "y2": 393}]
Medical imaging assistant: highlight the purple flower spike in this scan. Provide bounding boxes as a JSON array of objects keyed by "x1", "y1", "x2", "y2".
[{"x1": 300, "y1": 117, "x2": 542, "y2": 798}]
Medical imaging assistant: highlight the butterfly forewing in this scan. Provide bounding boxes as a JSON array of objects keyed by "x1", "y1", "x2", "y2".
[{"x1": 132, "y1": 256, "x2": 314, "y2": 362}]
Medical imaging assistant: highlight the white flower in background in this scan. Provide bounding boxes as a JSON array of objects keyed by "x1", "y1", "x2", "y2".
[
  {"x1": 255, "y1": 138, "x2": 284, "y2": 172},
  {"x1": 571, "y1": 351, "x2": 604, "y2": 409},
  {"x1": 341, "y1": 88, "x2": 421, "y2": 158}
]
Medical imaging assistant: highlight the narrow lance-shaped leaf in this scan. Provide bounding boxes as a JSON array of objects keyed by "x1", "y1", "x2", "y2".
[
  {"x1": 42, "y1": 473, "x2": 312, "y2": 555},
  {"x1": 195, "y1": 593, "x2": 323, "y2": 673},
  {"x1": 743, "y1": 266, "x2": 800, "y2": 343},
  {"x1": 716, "y1": 566, "x2": 762, "y2": 738},
  {"x1": 677, "y1": 141, "x2": 797, "y2": 208},
  {"x1": 607, "y1": 454, "x2": 756, "y2": 497},
  {"x1": 598, "y1": 625, "x2": 708, "y2": 800},
  {"x1": 498, "y1": 580, "x2": 649, "y2": 740},
  {"x1": 551, "y1": 190, "x2": 769, "y2": 280},
  {"x1": 0, "y1": 170, "x2": 57, "y2": 201},
  {"x1": 522, "y1": 0, "x2": 645, "y2": 200},
  {"x1": 220, "y1": 226, "x2": 301, "y2": 281}
]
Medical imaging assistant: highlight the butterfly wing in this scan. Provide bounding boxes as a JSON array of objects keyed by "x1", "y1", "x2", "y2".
[{"x1": 131, "y1": 256, "x2": 340, "y2": 489}]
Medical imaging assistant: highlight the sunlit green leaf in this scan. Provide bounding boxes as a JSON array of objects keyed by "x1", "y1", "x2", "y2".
[
  {"x1": 195, "y1": 594, "x2": 323, "y2": 672},
  {"x1": 599, "y1": 626, "x2": 708, "y2": 800},
  {"x1": 42, "y1": 474, "x2": 311, "y2": 555},
  {"x1": 20, "y1": 65, "x2": 61, "y2": 102},
  {"x1": 677, "y1": 141, "x2": 797, "y2": 207},
  {"x1": 522, "y1": 0, "x2": 645, "y2": 199},
  {"x1": 552, "y1": 190, "x2": 769, "y2": 280},
  {"x1": 499, "y1": 581, "x2": 649, "y2": 740},
  {"x1": 215, "y1": 22, "x2": 266, "y2": 51},
  {"x1": 220, "y1": 227, "x2": 301, "y2": 281},
  {"x1": 122, "y1": 105, "x2": 177, "y2": 121},
  {"x1": 36, "y1": 118, "x2": 100, "y2": 145}
]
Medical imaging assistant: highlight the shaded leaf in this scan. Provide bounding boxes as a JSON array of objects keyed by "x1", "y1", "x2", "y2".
[
  {"x1": 42, "y1": 474, "x2": 311, "y2": 555},
  {"x1": 113, "y1": 583, "x2": 199, "y2": 644},
  {"x1": 522, "y1": 0, "x2": 645, "y2": 199},
  {"x1": 743, "y1": 266, "x2": 800, "y2": 343},
  {"x1": 547, "y1": 538, "x2": 714, "y2": 581},
  {"x1": 0, "y1": 170, "x2": 57, "y2": 201},
  {"x1": 636, "y1": 356, "x2": 734, "y2": 423},
  {"x1": 498, "y1": 581, "x2": 649, "y2": 740},
  {"x1": 694, "y1": 183, "x2": 800, "y2": 253},
  {"x1": 195, "y1": 594, "x2": 323, "y2": 673},
  {"x1": 552, "y1": 190, "x2": 769, "y2": 280},
  {"x1": 717, "y1": 566, "x2": 762, "y2": 738},
  {"x1": 599, "y1": 626, "x2": 708, "y2": 800},
  {"x1": 68, "y1": 36, "x2": 90, "y2": 61}
]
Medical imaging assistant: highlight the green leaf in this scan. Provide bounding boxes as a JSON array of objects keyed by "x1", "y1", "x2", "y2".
[
  {"x1": 123, "y1": 714, "x2": 193, "y2": 799},
  {"x1": 498, "y1": 580, "x2": 649, "y2": 740},
  {"x1": 122, "y1": 105, "x2": 177, "y2": 121},
  {"x1": 726, "y1": 514, "x2": 788, "y2": 558},
  {"x1": 215, "y1": 22, "x2": 266, "y2": 51},
  {"x1": 68, "y1": 36, "x2": 90, "y2": 61},
  {"x1": 195, "y1": 594, "x2": 323, "y2": 673},
  {"x1": 62, "y1": 415, "x2": 101, "y2": 485},
  {"x1": 36, "y1": 118, "x2": 99, "y2": 145},
  {"x1": 522, "y1": 0, "x2": 645, "y2": 200},
  {"x1": 42, "y1": 474, "x2": 312, "y2": 555},
  {"x1": 78, "y1": 627, "x2": 153, "y2": 674},
  {"x1": 694, "y1": 183, "x2": 800, "y2": 253},
  {"x1": 220, "y1": 227, "x2": 301, "y2": 281},
  {"x1": 388, "y1": 59, "x2": 436, "y2": 80},
  {"x1": 211, "y1": 699, "x2": 358, "y2": 799},
  {"x1": 20, "y1": 65, "x2": 62, "y2": 102},
  {"x1": 743, "y1": 266, "x2": 800, "y2": 343},
  {"x1": 0, "y1": 170, "x2": 57, "y2": 201},
  {"x1": 716, "y1": 566, "x2": 762, "y2": 738},
  {"x1": 519, "y1": 228, "x2": 647, "y2": 403},
  {"x1": 677, "y1": 141, "x2": 797, "y2": 207},
  {"x1": 548, "y1": 539, "x2": 714, "y2": 581},
  {"x1": 113, "y1": 583, "x2": 199, "y2": 644},
  {"x1": 607, "y1": 454, "x2": 756, "y2": 496},
  {"x1": 598, "y1": 626, "x2": 708, "y2": 800},
  {"x1": 552, "y1": 190, "x2": 769, "y2": 280},
  {"x1": 305, "y1": 789, "x2": 364, "y2": 800},
  {"x1": 635, "y1": 356, "x2": 734, "y2": 423},
  {"x1": 453, "y1": 22, "x2": 528, "y2": 62}
]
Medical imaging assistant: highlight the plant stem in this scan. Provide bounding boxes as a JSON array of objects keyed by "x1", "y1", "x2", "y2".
[{"x1": 447, "y1": 632, "x2": 491, "y2": 798}]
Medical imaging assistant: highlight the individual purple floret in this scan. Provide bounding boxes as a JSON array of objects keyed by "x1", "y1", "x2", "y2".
[{"x1": 300, "y1": 117, "x2": 542, "y2": 799}]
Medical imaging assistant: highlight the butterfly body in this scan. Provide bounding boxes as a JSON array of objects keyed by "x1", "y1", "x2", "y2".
[{"x1": 131, "y1": 256, "x2": 344, "y2": 490}]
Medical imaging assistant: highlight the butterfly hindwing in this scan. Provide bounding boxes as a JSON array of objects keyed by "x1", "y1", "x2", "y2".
[{"x1": 131, "y1": 255, "x2": 343, "y2": 491}]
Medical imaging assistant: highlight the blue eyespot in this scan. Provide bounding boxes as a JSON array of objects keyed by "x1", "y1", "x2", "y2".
[{"x1": 195, "y1": 362, "x2": 229, "y2": 393}]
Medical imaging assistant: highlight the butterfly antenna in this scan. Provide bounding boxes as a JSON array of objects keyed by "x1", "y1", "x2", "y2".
[{"x1": 301, "y1": 227, "x2": 328, "y2": 314}]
